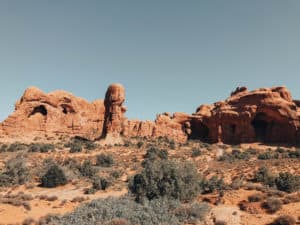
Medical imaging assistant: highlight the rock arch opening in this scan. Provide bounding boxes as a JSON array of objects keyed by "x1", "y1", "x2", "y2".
[
  {"x1": 190, "y1": 120, "x2": 210, "y2": 142},
  {"x1": 251, "y1": 113, "x2": 269, "y2": 141},
  {"x1": 29, "y1": 105, "x2": 47, "y2": 117}
]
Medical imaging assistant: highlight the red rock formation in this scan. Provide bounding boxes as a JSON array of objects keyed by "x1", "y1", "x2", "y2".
[
  {"x1": 103, "y1": 83, "x2": 126, "y2": 138},
  {"x1": 191, "y1": 86, "x2": 300, "y2": 144},
  {"x1": 1, "y1": 84, "x2": 300, "y2": 145},
  {"x1": 0, "y1": 87, "x2": 105, "y2": 140}
]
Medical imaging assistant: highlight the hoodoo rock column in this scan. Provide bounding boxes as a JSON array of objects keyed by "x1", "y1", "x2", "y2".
[{"x1": 102, "y1": 83, "x2": 127, "y2": 139}]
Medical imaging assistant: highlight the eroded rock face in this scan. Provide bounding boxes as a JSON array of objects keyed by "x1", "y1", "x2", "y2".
[
  {"x1": 103, "y1": 83, "x2": 126, "y2": 138},
  {"x1": 191, "y1": 86, "x2": 300, "y2": 144},
  {"x1": 0, "y1": 87, "x2": 106, "y2": 140},
  {"x1": 1, "y1": 84, "x2": 300, "y2": 145}
]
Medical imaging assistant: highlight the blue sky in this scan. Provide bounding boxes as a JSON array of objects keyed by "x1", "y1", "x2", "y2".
[{"x1": 0, "y1": 1, "x2": 300, "y2": 121}]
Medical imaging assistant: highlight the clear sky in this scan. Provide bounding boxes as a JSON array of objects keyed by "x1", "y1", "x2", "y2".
[{"x1": 0, "y1": 1, "x2": 300, "y2": 121}]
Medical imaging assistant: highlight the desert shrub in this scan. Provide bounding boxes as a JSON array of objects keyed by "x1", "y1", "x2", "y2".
[
  {"x1": 262, "y1": 197, "x2": 282, "y2": 213},
  {"x1": 0, "y1": 154, "x2": 30, "y2": 186},
  {"x1": 268, "y1": 215, "x2": 296, "y2": 225},
  {"x1": 246, "y1": 147, "x2": 258, "y2": 155},
  {"x1": 200, "y1": 176, "x2": 226, "y2": 194},
  {"x1": 275, "y1": 172, "x2": 300, "y2": 193},
  {"x1": 191, "y1": 148, "x2": 201, "y2": 157},
  {"x1": 65, "y1": 137, "x2": 97, "y2": 152},
  {"x1": 103, "y1": 218, "x2": 132, "y2": 225},
  {"x1": 28, "y1": 143, "x2": 55, "y2": 153},
  {"x1": 215, "y1": 221, "x2": 227, "y2": 225},
  {"x1": 253, "y1": 166, "x2": 276, "y2": 187},
  {"x1": 129, "y1": 159, "x2": 201, "y2": 202},
  {"x1": 110, "y1": 170, "x2": 122, "y2": 179},
  {"x1": 96, "y1": 154, "x2": 114, "y2": 167},
  {"x1": 69, "y1": 141, "x2": 83, "y2": 153},
  {"x1": 169, "y1": 140, "x2": 176, "y2": 150},
  {"x1": 174, "y1": 202, "x2": 210, "y2": 224},
  {"x1": 248, "y1": 193, "x2": 264, "y2": 202},
  {"x1": 282, "y1": 193, "x2": 300, "y2": 204},
  {"x1": 22, "y1": 217, "x2": 35, "y2": 225},
  {"x1": 258, "y1": 151, "x2": 279, "y2": 160},
  {"x1": 137, "y1": 141, "x2": 144, "y2": 149},
  {"x1": 144, "y1": 147, "x2": 168, "y2": 161},
  {"x1": 218, "y1": 149, "x2": 250, "y2": 162},
  {"x1": 230, "y1": 177, "x2": 244, "y2": 190},
  {"x1": 6, "y1": 142, "x2": 28, "y2": 152},
  {"x1": 287, "y1": 149, "x2": 300, "y2": 158},
  {"x1": 40, "y1": 164, "x2": 67, "y2": 188},
  {"x1": 42, "y1": 197, "x2": 199, "y2": 225},
  {"x1": 0, "y1": 144, "x2": 8, "y2": 152},
  {"x1": 84, "y1": 188, "x2": 97, "y2": 195},
  {"x1": 93, "y1": 176, "x2": 111, "y2": 190},
  {"x1": 79, "y1": 160, "x2": 98, "y2": 178}
]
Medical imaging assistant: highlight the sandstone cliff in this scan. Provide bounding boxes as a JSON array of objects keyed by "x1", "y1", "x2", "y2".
[{"x1": 1, "y1": 84, "x2": 300, "y2": 145}]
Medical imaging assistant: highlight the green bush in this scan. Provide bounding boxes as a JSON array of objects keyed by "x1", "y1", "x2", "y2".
[
  {"x1": 262, "y1": 197, "x2": 282, "y2": 213},
  {"x1": 248, "y1": 193, "x2": 264, "y2": 202},
  {"x1": 69, "y1": 141, "x2": 83, "y2": 153},
  {"x1": 200, "y1": 176, "x2": 226, "y2": 194},
  {"x1": 287, "y1": 149, "x2": 300, "y2": 158},
  {"x1": 269, "y1": 215, "x2": 296, "y2": 225},
  {"x1": 28, "y1": 143, "x2": 55, "y2": 153},
  {"x1": 6, "y1": 142, "x2": 28, "y2": 152},
  {"x1": 275, "y1": 172, "x2": 300, "y2": 193},
  {"x1": 129, "y1": 159, "x2": 201, "y2": 202},
  {"x1": 79, "y1": 160, "x2": 98, "y2": 178},
  {"x1": 40, "y1": 164, "x2": 67, "y2": 188},
  {"x1": 42, "y1": 196, "x2": 210, "y2": 225},
  {"x1": 96, "y1": 154, "x2": 114, "y2": 167},
  {"x1": 191, "y1": 148, "x2": 201, "y2": 157},
  {"x1": 253, "y1": 166, "x2": 276, "y2": 187},
  {"x1": 258, "y1": 151, "x2": 279, "y2": 160},
  {"x1": 218, "y1": 149, "x2": 250, "y2": 162},
  {"x1": 93, "y1": 176, "x2": 111, "y2": 190},
  {"x1": 0, "y1": 155, "x2": 30, "y2": 186}
]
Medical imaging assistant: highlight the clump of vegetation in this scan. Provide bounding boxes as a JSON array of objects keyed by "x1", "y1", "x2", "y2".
[
  {"x1": 252, "y1": 166, "x2": 276, "y2": 187},
  {"x1": 218, "y1": 149, "x2": 250, "y2": 162},
  {"x1": 262, "y1": 197, "x2": 282, "y2": 213},
  {"x1": 129, "y1": 159, "x2": 201, "y2": 202},
  {"x1": 191, "y1": 148, "x2": 201, "y2": 157},
  {"x1": 287, "y1": 149, "x2": 300, "y2": 158},
  {"x1": 258, "y1": 151, "x2": 279, "y2": 160},
  {"x1": 200, "y1": 176, "x2": 226, "y2": 194},
  {"x1": 268, "y1": 215, "x2": 296, "y2": 225},
  {"x1": 174, "y1": 202, "x2": 211, "y2": 224},
  {"x1": 65, "y1": 137, "x2": 97, "y2": 153},
  {"x1": 0, "y1": 192, "x2": 33, "y2": 211},
  {"x1": 42, "y1": 196, "x2": 210, "y2": 225},
  {"x1": 92, "y1": 176, "x2": 111, "y2": 190},
  {"x1": 40, "y1": 164, "x2": 67, "y2": 188},
  {"x1": 248, "y1": 193, "x2": 265, "y2": 202},
  {"x1": 28, "y1": 143, "x2": 55, "y2": 153},
  {"x1": 275, "y1": 172, "x2": 300, "y2": 193},
  {"x1": 0, "y1": 154, "x2": 30, "y2": 187},
  {"x1": 79, "y1": 160, "x2": 98, "y2": 178},
  {"x1": 6, "y1": 142, "x2": 28, "y2": 152},
  {"x1": 144, "y1": 147, "x2": 168, "y2": 160},
  {"x1": 96, "y1": 153, "x2": 114, "y2": 167}
]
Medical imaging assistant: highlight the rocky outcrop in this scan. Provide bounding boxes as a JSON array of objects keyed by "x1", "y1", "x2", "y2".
[
  {"x1": 1, "y1": 84, "x2": 300, "y2": 145},
  {"x1": 191, "y1": 86, "x2": 300, "y2": 144},
  {"x1": 0, "y1": 87, "x2": 106, "y2": 140},
  {"x1": 103, "y1": 83, "x2": 126, "y2": 138}
]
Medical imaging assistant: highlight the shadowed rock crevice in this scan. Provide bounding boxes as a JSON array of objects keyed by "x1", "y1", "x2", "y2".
[{"x1": 29, "y1": 105, "x2": 47, "y2": 117}]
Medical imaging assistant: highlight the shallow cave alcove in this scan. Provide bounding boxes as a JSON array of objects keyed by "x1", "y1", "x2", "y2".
[
  {"x1": 189, "y1": 120, "x2": 210, "y2": 142},
  {"x1": 29, "y1": 105, "x2": 48, "y2": 117},
  {"x1": 251, "y1": 113, "x2": 269, "y2": 142}
]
